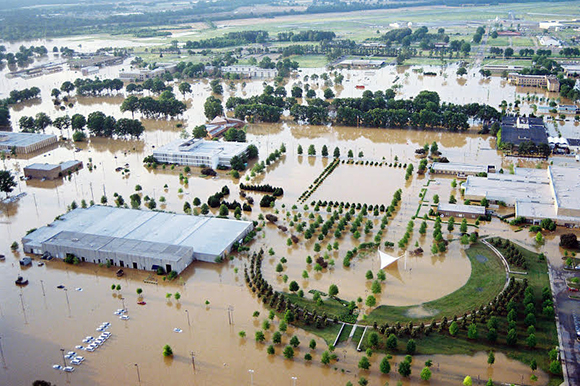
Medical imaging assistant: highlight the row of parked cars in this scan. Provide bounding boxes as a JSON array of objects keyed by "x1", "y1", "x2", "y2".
[{"x1": 52, "y1": 322, "x2": 112, "y2": 372}]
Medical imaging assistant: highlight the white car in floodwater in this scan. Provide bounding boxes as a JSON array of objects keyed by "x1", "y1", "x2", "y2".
[{"x1": 63, "y1": 366, "x2": 75, "y2": 372}]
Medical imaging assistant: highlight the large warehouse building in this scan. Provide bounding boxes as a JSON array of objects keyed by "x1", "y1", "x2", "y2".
[
  {"x1": 22, "y1": 206, "x2": 254, "y2": 273},
  {"x1": 463, "y1": 166, "x2": 580, "y2": 227},
  {"x1": 0, "y1": 132, "x2": 57, "y2": 154}
]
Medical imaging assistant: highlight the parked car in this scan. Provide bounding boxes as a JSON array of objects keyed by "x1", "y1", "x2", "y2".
[{"x1": 63, "y1": 366, "x2": 75, "y2": 372}]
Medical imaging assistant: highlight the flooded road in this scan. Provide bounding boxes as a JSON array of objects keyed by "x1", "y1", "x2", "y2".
[{"x1": 0, "y1": 53, "x2": 571, "y2": 385}]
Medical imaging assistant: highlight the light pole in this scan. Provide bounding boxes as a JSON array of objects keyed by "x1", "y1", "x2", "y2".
[
  {"x1": 190, "y1": 352, "x2": 195, "y2": 373},
  {"x1": 248, "y1": 369, "x2": 254, "y2": 386},
  {"x1": 40, "y1": 279, "x2": 45, "y2": 297},
  {"x1": 291, "y1": 376, "x2": 297, "y2": 386},
  {"x1": 185, "y1": 309, "x2": 190, "y2": 327},
  {"x1": 0, "y1": 337, "x2": 7, "y2": 368},
  {"x1": 64, "y1": 288, "x2": 71, "y2": 317},
  {"x1": 60, "y1": 348, "x2": 66, "y2": 368},
  {"x1": 19, "y1": 294, "x2": 27, "y2": 324},
  {"x1": 134, "y1": 363, "x2": 141, "y2": 383}
]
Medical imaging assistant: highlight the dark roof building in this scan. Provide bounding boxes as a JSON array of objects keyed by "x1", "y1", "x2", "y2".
[{"x1": 500, "y1": 116, "x2": 548, "y2": 146}]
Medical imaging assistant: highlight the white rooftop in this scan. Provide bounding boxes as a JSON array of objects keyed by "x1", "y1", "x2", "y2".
[
  {"x1": 155, "y1": 138, "x2": 248, "y2": 158},
  {"x1": 437, "y1": 203, "x2": 486, "y2": 215},
  {"x1": 550, "y1": 165, "x2": 580, "y2": 212},
  {"x1": 0, "y1": 132, "x2": 56, "y2": 148},
  {"x1": 432, "y1": 162, "x2": 488, "y2": 174}
]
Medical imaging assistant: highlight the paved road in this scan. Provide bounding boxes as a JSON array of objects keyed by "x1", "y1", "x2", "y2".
[{"x1": 549, "y1": 265, "x2": 580, "y2": 386}]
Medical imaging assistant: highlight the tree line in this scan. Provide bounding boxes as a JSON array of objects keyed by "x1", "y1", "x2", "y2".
[
  {"x1": 120, "y1": 91, "x2": 186, "y2": 119},
  {"x1": 184, "y1": 30, "x2": 269, "y2": 49}
]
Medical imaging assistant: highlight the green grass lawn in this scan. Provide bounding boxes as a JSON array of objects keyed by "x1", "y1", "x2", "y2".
[
  {"x1": 287, "y1": 55, "x2": 329, "y2": 68},
  {"x1": 366, "y1": 241, "x2": 506, "y2": 325},
  {"x1": 355, "y1": 239, "x2": 562, "y2": 385},
  {"x1": 299, "y1": 320, "x2": 343, "y2": 346},
  {"x1": 337, "y1": 324, "x2": 353, "y2": 343}
]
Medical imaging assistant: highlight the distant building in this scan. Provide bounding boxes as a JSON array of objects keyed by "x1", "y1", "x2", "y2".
[
  {"x1": 221, "y1": 65, "x2": 278, "y2": 79},
  {"x1": 118, "y1": 63, "x2": 177, "y2": 82},
  {"x1": 496, "y1": 31, "x2": 521, "y2": 36},
  {"x1": 153, "y1": 138, "x2": 249, "y2": 169},
  {"x1": 500, "y1": 116, "x2": 548, "y2": 147},
  {"x1": 23, "y1": 206, "x2": 254, "y2": 272},
  {"x1": 563, "y1": 65, "x2": 580, "y2": 77},
  {"x1": 437, "y1": 203, "x2": 486, "y2": 219},
  {"x1": 69, "y1": 55, "x2": 124, "y2": 69},
  {"x1": 24, "y1": 161, "x2": 83, "y2": 180},
  {"x1": 0, "y1": 132, "x2": 57, "y2": 155},
  {"x1": 537, "y1": 36, "x2": 561, "y2": 47},
  {"x1": 482, "y1": 64, "x2": 525, "y2": 74},
  {"x1": 567, "y1": 138, "x2": 580, "y2": 153},
  {"x1": 507, "y1": 73, "x2": 560, "y2": 92},
  {"x1": 205, "y1": 116, "x2": 246, "y2": 139},
  {"x1": 463, "y1": 166, "x2": 580, "y2": 227},
  {"x1": 558, "y1": 105, "x2": 579, "y2": 114},
  {"x1": 430, "y1": 162, "x2": 494, "y2": 178},
  {"x1": 81, "y1": 66, "x2": 99, "y2": 76},
  {"x1": 336, "y1": 59, "x2": 385, "y2": 69}
]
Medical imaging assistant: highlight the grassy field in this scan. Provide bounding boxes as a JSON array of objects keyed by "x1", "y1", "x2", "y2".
[
  {"x1": 287, "y1": 55, "x2": 329, "y2": 68},
  {"x1": 366, "y1": 241, "x2": 506, "y2": 325},
  {"x1": 354, "y1": 239, "x2": 562, "y2": 385}
]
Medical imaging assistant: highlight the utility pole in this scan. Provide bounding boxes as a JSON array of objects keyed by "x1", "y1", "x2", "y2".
[
  {"x1": 190, "y1": 352, "x2": 195, "y2": 373},
  {"x1": 19, "y1": 294, "x2": 27, "y2": 324},
  {"x1": 134, "y1": 363, "x2": 141, "y2": 384},
  {"x1": 248, "y1": 369, "x2": 254, "y2": 386},
  {"x1": 185, "y1": 309, "x2": 190, "y2": 327},
  {"x1": 64, "y1": 288, "x2": 71, "y2": 317},
  {"x1": 0, "y1": 337, "x2": 7, "y2": 368},
  {"x1": 40, "y1": 279, "x2": 45, "y2": 297},
  {"x1": 227, "y1": 305, "x2": 234, "y2": 325},
  {"x1": 60, "y1": 348, "x2": 66, "y2": 368}
]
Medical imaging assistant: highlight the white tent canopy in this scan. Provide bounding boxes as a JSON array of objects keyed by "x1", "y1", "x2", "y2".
[{"x1": 378, "y1": 250, "x2": 404, "y2": 269}]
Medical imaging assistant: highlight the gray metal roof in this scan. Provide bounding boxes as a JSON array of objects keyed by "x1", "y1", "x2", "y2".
[
  {"x1": 0, "y1": 132, "x2": 56, "y2": 147},
  {"x1": 24, "y1": 206, "x2": 253, "y2": 258}
]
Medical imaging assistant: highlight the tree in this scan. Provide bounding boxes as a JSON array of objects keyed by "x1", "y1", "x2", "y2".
[
  {"x1": 204, "y1": 96, "x2": 223, "y2": 120},
  {"x1": 386, "y1": 334, "x2": 397, "y2": 350},
  {"x1": 530, "y1": 358, "x2": 537, "y2": 372},
  {"x1": 506, "y1": 328, "x2": 517, "y2": 346},
  {"x1": 0, "y1": 170, "x2": 17, "y2": 198},
  {"x1": 449, "y1": 321, "x2": 459, "y2": 336},
  {"x1": 504, "y1": 47, "x2": 514, "y2": 58},
  {"x1": 283, "y1": 346, "x2": 294, "y2": 359},
  {"x1": 371, "y1": 280, "x2": 381, "y2": 294},
  {"x1": 297, "y1": 144, "x2": 303, "y2": 155},
  {"x1": 560, "y1": 233, "x2": 578, "y2": 249},
  {"x1": 406, "y1": 339, "x2": 416, "y2": 354},
  {"x1": 460, "y1": 218, "x2": 468, "y2": 233},
  {"x1": 457, "y1": 67, "x2": 468, "y2": 76},
  {"x1": 255, "y1": 331, "x2": 265, "y2": 342},
  {"x1": 328, "y1": 284, "x2": 339, "y2": 297},
  {"x1": 535, "y1": 231, "x2": 544, "y2": 244},
  {"x1": 333, "y1": 147, "x2": 340, "y2": 158},
  {"x1": 486, "y1": 379, "x2": 494, "y2": 386},
  {"x1": 358, "y1": 356, "x2": 370, "y2": 370},
  {"x1": 267, "y1": 345, "x2": 275, "y2": 355},
  {"x1": 467, "y1": 323, "x2": 478, "y2": 339},
  {"x1": 71, "y1": 113, "x2": 86, "y2": 131},
  {"x1": 324, "y1": 88, "x2": 335, "y2": 99},
  {"x1": 174, "y1": 292, "x2": 181, "y2": 301},
  {"x1": 272, "y1": 331, "x2": 282, "y2": 344},
  {"x1": 321, "y1": 145, "x2": 328, "y2": 157},
  {"x1": 219, "y1": 204, "x2": 229, "y2": 217},
  {"x1": 433, "y1": 194, "x2": 439, "y2": 204},
  {"x1": 289, "y1": 281, "x2": 299, "y2": 292},
  {"x1": 487, "y1": 351, "x2": 495, "y2": 365},
  {"x1": 192, "y1": 125, "x2": 208, "y2": 138},
  {"x1": 398, "y1": 360, "x2": 411, "y2": 377},
  {"x1": 365, "y1": 295, "x2": 376, "y2": 307},
  {"x1": 486, "y1": 328, "x2": 498, "y2": 343},
  {"x1": 308, "y1": 144, "x2": 316, "y2": 156},
  {"x1": 163, "y1": 344, "x2": 173, "y2": 357},
  {"x1": 120, "y1": 96, "x2": 139, "y2": 118},
  {"x1": 365, "y1": 270, "x2": 373, "y2": 280},
  {"x1": 287, "y1": 335, "x2": 299, "y2": 348},
  {"x1": 463, "y1": 376, "x2": 473, "y2": 386},
  {"x1": 526, "y1": 333, "x2": 537, "y2": 348},
  {"x1": 178, "y1": 82, "x2": 192, "y2": 98},
  {"x1": 136, "y1": 288, "x2": 143, "y2": 296},
  {"x1": 379, "y1": 356, "x2": 391, "y2": 374},
  {"x1": 34, "y1": 112, "x2": 52, "y2": 132},
  {"x1": 420, "y1": 366, "x2": 432, "y2": 381}
]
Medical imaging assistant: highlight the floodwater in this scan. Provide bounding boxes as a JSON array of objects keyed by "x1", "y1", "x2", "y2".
[{"x1": 0, "y1": 49, "x2": 571, "y2": 386}]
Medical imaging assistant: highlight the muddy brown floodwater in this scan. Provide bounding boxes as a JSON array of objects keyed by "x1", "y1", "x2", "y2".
[{"x1": 0, "y1": 55, "x2": 567, "y2": 385}]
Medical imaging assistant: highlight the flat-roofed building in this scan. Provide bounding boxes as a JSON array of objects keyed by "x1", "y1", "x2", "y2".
[
  {"x1": 430, "y1": 162, "x2": 493, "y2": 178},
  {"x1": 24, "y1": 160, "x2": 83, "y2": 180},
  {"x1": 437, "y1": 203, "x2": 486, "y2": 219},
  {"x1": 118, "y1": 63, "x2": 177, "y2": 82},
  {"x1": 500, "y1": 116, "x2": 548, "y2": 147},
  {"x1": 482, "y1": 64, "x2": 525, "y2": 74},
  {"x1": 0, "y1": 132, "x2": 57, "y2": 154},
  {"x1": 153, "y1": 138, "x2": 249, "y2": 169},
  {"x1": 462, "y1": 165, "x2": 580, "y2": 226},
  {"x1": 336, "y1": 59, "x2": 385, "y2": 69},
  {"x1": 221, "y1": 65, "x2": 278, "y2": 79},
  {"x1": 507, "y1": 73, "x2": 560, "y2": 92},
  {"x1": 22, "y1": 206, "x2": 254, "y2": 272}
]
